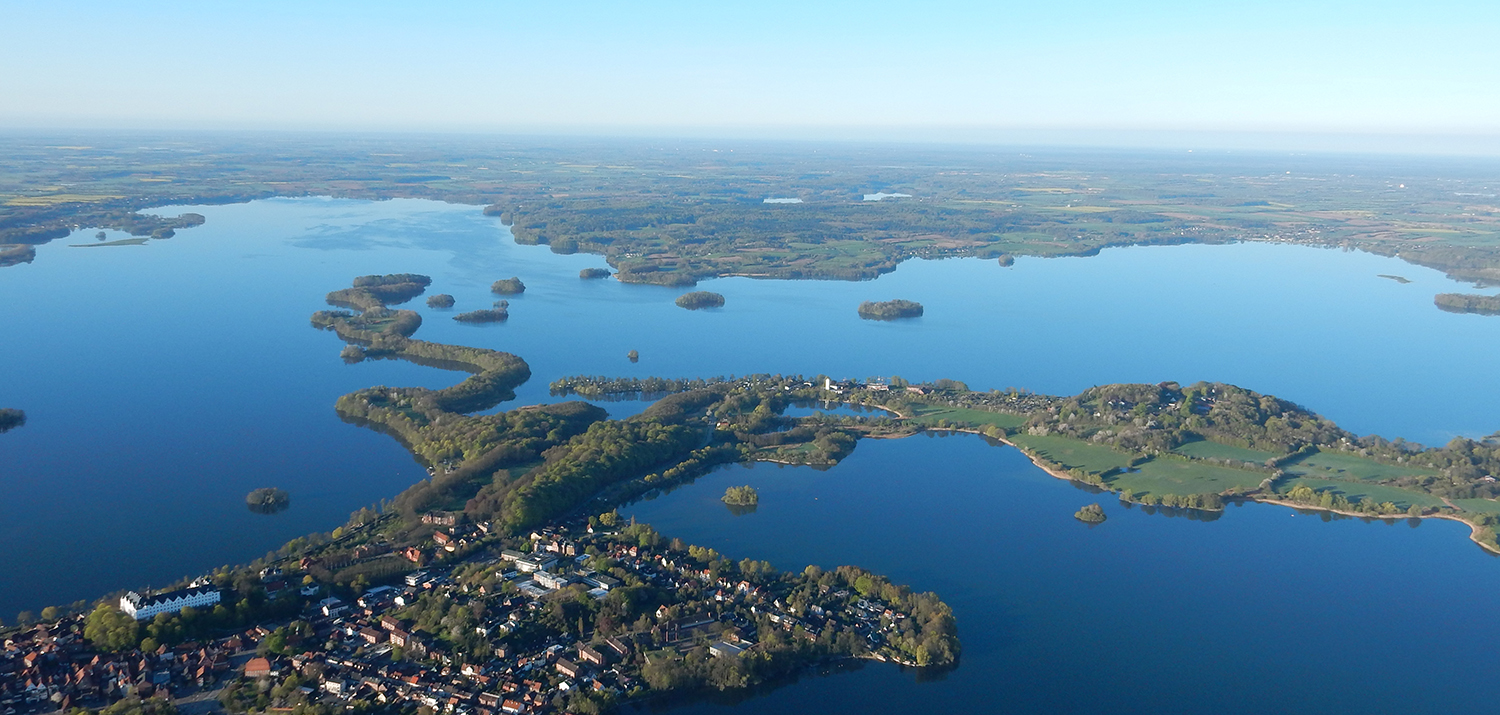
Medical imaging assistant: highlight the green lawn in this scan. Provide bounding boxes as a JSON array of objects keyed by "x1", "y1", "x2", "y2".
[
  {"x1": 1172, "y1": 439, "x2": 1279, "y2": 464},
  {"x1": 1282, "y1": 451, "x2": 1434, "y2": 482},
  {"x1": 909, "y1": 405, "x2": 1027, "y2": 429},
  {"x1": 1275, "y1": 477, "x2": 1445, "y2": 509},
  {"x1": 1108, "y1": 458, "x2": 1267, "y2": 497}
]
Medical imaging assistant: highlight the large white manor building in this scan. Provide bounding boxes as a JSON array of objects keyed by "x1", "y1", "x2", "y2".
[{"x1": 120, "y1": 585, "x2": 221, "y2": 621}]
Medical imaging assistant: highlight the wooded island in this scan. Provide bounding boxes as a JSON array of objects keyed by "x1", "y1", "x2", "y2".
[{"x1": 858, "y1": 300, "x2": 923, "y2": 320}]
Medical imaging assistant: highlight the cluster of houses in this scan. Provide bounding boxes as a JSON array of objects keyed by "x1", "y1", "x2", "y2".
[
  {"x1": 3, "y1": 520, "x2": 920, "y2": 715},
  {"x1": 0, "y1": 620, "x2": 239, "y2": 714},
  {"x1": 231, "y1": 523, "x2": 915, "y2": 713}
]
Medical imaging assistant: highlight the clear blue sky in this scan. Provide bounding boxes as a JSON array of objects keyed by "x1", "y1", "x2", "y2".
[{"x1": 3, "y1": 0, "x2": 1498, "y2": 149}]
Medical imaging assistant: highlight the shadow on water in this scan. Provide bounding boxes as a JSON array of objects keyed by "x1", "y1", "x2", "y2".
[
  {"x1": 246, "y1": 501, "x2": 291, "y2": 515},
  {"x1": 624, "y1": 657, "x2": 956, "y2": 713},
  {"x1": 1118, "y1": 499, "x2": 1224, "y2": 522},
  {"x1": 724, "y1": 502, "x2": 759, "y2": 517}
]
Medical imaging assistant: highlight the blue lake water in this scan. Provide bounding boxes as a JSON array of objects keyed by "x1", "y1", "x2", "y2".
[
  {"x1": 623, "y1": 434, "x2": 1500, "y2": 714},
  {"x1": 2, "y1": 197, "x2": 1499, "y2": 708}
]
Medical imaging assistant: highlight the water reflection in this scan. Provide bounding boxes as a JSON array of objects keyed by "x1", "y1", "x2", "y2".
[
  {"x1": 1118, "y1": 499, "x2": 1223, "y2": 522},
  {"x1": 724, "y1": 502, "x2": 758, "y2": 517}
]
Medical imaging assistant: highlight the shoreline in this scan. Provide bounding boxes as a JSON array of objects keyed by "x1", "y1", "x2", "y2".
[{"x1": 872, "y1": 420, "x2": 1500, "y2": 556}]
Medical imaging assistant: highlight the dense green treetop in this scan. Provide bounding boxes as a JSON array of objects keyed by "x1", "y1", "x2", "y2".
[
  {"x1": 454, "y1": 301, "x2": 509, "y2": 323},
  {"x1": 246, "y1": 487, "x2": 290, "y2": 510},
  {"x1": 722, "y1": 485, "x2": 759, "y2": 505},
  {"x1": 1074, "y1": 503, "x2": 1107, "y2": 523},
  {"x1": 491, "y1": 277, "x2": 526, "y2": 295},
  {"x1": 676, "y1": 291, "x2": 726, "y2": 309},
  {"x1": 858, "y1": 299, "x2": 923, "y2": 320},
  {"x1": 325, "y1": 274, "x2": 431, "y2": 312}
]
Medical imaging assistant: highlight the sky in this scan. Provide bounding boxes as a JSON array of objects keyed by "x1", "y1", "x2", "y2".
[{"x1": 3, "y1": 0, "x2": 1499, "y2": 151}]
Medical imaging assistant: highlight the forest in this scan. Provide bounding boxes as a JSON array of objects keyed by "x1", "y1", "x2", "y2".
[{"x1": 0, "y1": 408, "x2": 24, "y2": 433}]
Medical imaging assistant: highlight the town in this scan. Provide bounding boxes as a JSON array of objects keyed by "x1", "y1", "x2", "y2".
[{"x1": 1, "y1": 515, "x2": 956, "y2": 715}]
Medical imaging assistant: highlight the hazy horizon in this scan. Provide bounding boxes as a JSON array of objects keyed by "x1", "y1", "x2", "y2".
[{"x1": 4, "y1": 0, "x2": 1499, "y2": 156}]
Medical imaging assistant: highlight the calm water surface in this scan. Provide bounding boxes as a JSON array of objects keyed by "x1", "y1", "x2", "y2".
[
  {"x1": 624, "y1": 434, "x2": 1500, "y2": 714},
  {"x1": 2, "y1": 197, "x2": 1498, "y2": 673}
]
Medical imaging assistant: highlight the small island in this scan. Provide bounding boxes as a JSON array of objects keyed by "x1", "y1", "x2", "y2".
[
  {"x1": 997, "y1": 254, "x2": 1015, "y2": 267},
  {"x1": 1378, "y1": 274, "x2": 1411, "y2": 284},
  {"x1": 454, "y1": 300, "x2": 509, "y2": 323},
  {"x1": 580, "y1": 267, "x2": 612, "y2": 279},
  {"x1": 339, "y1": 345, "x2": 366, "y2": 363},
  {"x1": 491, "y1": 277, "x2": 526, "y2": 295},
  {"x1": 0, "y1": 408, "x2": 25, "y2": 434},
  {"x1": 676, "y1": 291, "x2": 726, "y2": 310},
  {"x1": 1074, "y1": 503, "x2": 1107, "y2": 523},
  {"x1": 246, "y1": 487, "x2": 290, "y2": 514},
  {"x1": 1435, "y1": 293, "x2": 1500, "y2": 316},
  {"x1": 627, "y1": 349, "x2": 640, "y2": 362},
  {"x1": 327, "y1": 273, "x2": 431, "y2": 310},
  {"x1": 426, "y1": 293, "x2": 456, "y2": 308},
  {"x1": 858, "y1": 299, "x2": 924, "y2": 320},
  {"x1": 722, "y1": 485, "x2": 760, "y2": 506}
]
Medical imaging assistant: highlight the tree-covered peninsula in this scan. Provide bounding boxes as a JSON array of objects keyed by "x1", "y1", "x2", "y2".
[
  {"x1": 552, "y1": 372, "x2": 1500, "y2": 554},
  {"x1": 326, "y1": 273, "x2": 432, "y2": 311},
  {"x1": 676, "y1": 291, "x2": 725, "y2": 310},
  {"x1": 296, "y1": 279, "x2": 961, "y2": 690},
  {"x1": 858, "y1": 299, "x2": 923, "y2": 320},
  {"x1": 0, "y1": 408, "x2": 25, "y2": 433},
  {"x1": 1435, "y1": 293, "x2": 1500, "y2": 315},
  {"x1": 491, "y1": 277, "x2": 526, "y2": 295}
]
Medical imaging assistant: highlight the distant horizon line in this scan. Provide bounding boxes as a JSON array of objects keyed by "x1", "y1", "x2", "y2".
[{"x1": 4, "y1": 123, "x2": 1500, "y2": 159}]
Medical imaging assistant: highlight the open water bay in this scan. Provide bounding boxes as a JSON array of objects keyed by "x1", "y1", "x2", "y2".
[
  {"x1": 2, "y1": 197, "x2": 1499, "y2": 706},
  {"x1": 623, "y1": 434, "x2": 1500, "y2": 714}
]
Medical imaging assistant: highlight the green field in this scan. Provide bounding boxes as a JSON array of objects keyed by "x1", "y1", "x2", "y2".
[
  {"x1": 1449, "y1": 498, "x2": 1500, "y2": 515},
  {"x1": 1108, "y1": 458, "x2": 1267, "y2": 497},
  {"x1": 1282, "y1": 451, "x2": 1433, "y2": 482},
  {"x1": 1006, "y1": 434, "x2": 1135, "y2": 474},
  {"x1": 1008, "y1": 434, "x2": 1267, "y2": 496},
  {"x1": 1276, "y1": 477, "x2": 1445, "y2": 509},
  {"x1": 1172, "y1": 439, "x2": 1279, "y2": 464},
  {"x1": 909, "y1": 405, "x2": 1027, "y2": 429}
]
